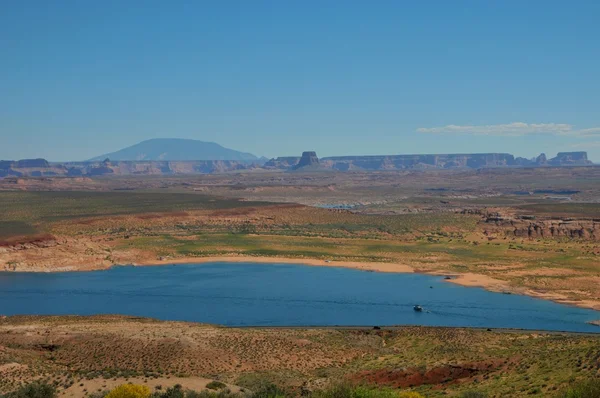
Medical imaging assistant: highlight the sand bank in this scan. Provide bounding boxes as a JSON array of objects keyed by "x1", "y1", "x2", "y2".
[{"x1": 135, "y1": 255, "x2": 415, "y2": 274}]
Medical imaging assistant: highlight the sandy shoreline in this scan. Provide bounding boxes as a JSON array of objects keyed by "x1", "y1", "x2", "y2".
[
  {"x1": 138, "y1": 255, "x2": 416, "y2": 273},
  {"x1": 4, "y1": 254, "x2": 600, "y2": 313}
]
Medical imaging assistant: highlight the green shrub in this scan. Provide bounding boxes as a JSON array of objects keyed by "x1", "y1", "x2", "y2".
[
  {"x1": 151, "y1": 384, "x2": 184, "y2": 398},
  {"x1": 179, "y1": 390, "x2": 243, "y2": 398},
  {"x1": 250, "y1": 383, "x2": 287, "y2": 398},
  {"x1": 150, "y1": 385, "x2": 240, "y2": 398},
  {"x1": 5, "y1": 382, "x2": 57, "y2": 398},
  {"x1": 185, "y1": 392, "x2": 242, "y2": 398},
  {"x1": 461, "y1": 392, "x2": 488, "y2": 398},
  {"x1": 559, "y1": 379, "x2": 600, "y2": 398},
  {"x1": 181, "y1": 392, "x2": 203, "y2": 398},
  {"x1": 206, "y1": 382, "x2": 227, "y2": 391},
  {"x1": 310, "y1": 383, "x2": 408, "y2": 398}
]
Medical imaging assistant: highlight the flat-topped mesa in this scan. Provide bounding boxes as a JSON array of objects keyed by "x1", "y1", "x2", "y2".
[
  {"x1": 0, "y1": 151, "x2": 595, "y2": 176},
  {"x1": 322, "y1": 153, "x2": 516, "y2": 170},
  {"x1": 0, "y1": 159, "x2": 50, "y2": 169},
  {"x1": 295, "y1": 151, "x2": 320, "y2": 169},
  {"x1": 549, "y1": 152, "x2": 592, "y2": 166},
  {"x1": 0, "y1": 158, "x2": 59, "y2": 177}
]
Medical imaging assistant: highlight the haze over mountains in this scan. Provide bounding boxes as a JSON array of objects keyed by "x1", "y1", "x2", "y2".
[
  {"x1": 265, "y1": 151, "x2": 593, "y2": 171},
  {"x1": 89, "y1": 138, "x2": 259, "y2": 162},
  {"x1": 0, "y1": 138, "x2": 595, "y2": 177}
]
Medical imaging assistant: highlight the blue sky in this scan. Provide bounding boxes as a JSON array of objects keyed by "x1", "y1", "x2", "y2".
[{"x1": 1, "y1": 0, "x2": 599, "y2": 161}]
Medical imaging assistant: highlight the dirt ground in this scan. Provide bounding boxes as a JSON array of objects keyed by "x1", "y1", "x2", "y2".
[{"x1": 0, "y1": 316, "x2": 598, "y2": 398}]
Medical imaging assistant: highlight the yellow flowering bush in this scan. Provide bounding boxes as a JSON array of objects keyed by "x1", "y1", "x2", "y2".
[
  {"x1": 398, "y1": 392, "x2": 424, "y2": 398},
  {"x1": 106, "y1": 384, "x2": 151, "y2": 398}
]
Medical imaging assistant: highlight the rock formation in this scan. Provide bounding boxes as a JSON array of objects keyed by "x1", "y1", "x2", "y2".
[
  {"x1": 536, "y1": 153, "x2": 547, "y2": 165},
  {"x1": 549, "y1": 152, "x2": 591, "y2": 166},
  {"x1": 322, "y1": 153, "x2": 516, "y2": 170},
  {"x1": 482, "y1": 214, "x2": 600, "y2": 241},
  {"x1": 294, "y1": 151, "x2": 320, "y2": 169},
  {"x1": 0, "y1": 159, "x2": 64, "y2": 177},
  {"x1": 0, "y1": 151, "x2": 595, "y2": 176},
  {"x1": 0, "y1": 159, "x2": 50, "y2": 169},
  {"x1": 263, "y1": 157, "x2": 301, "y2": 169}
]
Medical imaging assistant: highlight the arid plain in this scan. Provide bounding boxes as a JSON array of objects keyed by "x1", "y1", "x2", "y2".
[
  {"x1": 1, "y1": 167, "x2": 599, "y2": 397},
  {"x1": 2, "y1": 167, "x2": 599, "y2": 310}
]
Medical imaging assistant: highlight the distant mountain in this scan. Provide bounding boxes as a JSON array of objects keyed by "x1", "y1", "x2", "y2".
[
  {"x1": 2, "y1": 151, "x2": 594, "y2": 178},
  {"x1": 88, "y1": 139, "x2": 258, "y2": 162}
]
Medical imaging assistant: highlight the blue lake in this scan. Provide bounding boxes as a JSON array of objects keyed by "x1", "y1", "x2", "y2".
[{"x1": 0, "y1": 263, "x2": 598, "y2": 332}]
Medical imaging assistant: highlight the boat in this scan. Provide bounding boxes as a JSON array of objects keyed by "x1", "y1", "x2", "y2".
[{"x1": 413, "y1": 305, "x2": 423, "y2": 312}]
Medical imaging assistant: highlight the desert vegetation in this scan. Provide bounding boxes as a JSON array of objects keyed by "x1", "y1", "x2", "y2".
[
  {"x1": 1, "y1": 170, "x2": 599, "y2": 397},
  {"x1": 4, "y1": 378, "x2": 600, "y2": 398},
  {"x1": 0, "y1": 316, "x2": 598, "y2": 397}
]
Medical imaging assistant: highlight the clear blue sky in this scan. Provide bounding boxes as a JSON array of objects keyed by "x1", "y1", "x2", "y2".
[{"x1": 1, "y1": 0, "x2": 599, "y2": 161}]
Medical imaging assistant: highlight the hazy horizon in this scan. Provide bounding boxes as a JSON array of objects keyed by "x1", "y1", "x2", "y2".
[
  {"x1": 2, "y1": 1, "x2": 599, "y2": 161},
  {"x1": 1, "y1": 137, "x2": 595, "y2": 164}
]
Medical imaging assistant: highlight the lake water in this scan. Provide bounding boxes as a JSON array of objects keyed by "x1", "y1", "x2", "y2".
[{"x1": 0, "y1": 263, "x2": 598, "y2": 333}]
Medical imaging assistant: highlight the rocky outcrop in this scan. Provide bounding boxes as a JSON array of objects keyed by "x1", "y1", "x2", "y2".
[
  {"x1": 264, "y1": 152, "x2": 564, "y2": 171},
  {"x1": 16, "y1": 159, "x2": 51, "y2": 168},
  {"x1": 321, "y1": 152, "x2": 593, "y2": 170},
  {"x1": 0, "y1": 159, "x2": 262, "y2": 177},
  {"x1": 87, "y1": 165, "x2": 114, "y2": 176},
  {"x1": 1, "y1": 159, "x2": 65, "y2": 177},
  {"x1": 536, "y1": 153, "x2": 547, "y2": 165},
  {"x1": 0, "y1": 159, "x2": 50, "y2": 169},
  {"x1": 263, "y1": 157, "x2": 301, "y2": 169},
  {"x1": 78, "y1": 160, "x2": 257, "y2": 175},
  {"x1": 294, "y1": 151, "x2": 320, "y2": 169},
  {"x1": 482, "y1": 215, "x2": 600, "y2": 241},
  {"x1": 0, "y1": 168, "x2": 22, "y2": 177},
  {"x1": 0, "y1": 234, "x2": 57, "y2": 249},
  {"x1": 549, "y1": 152, "x2": 592, "y2": 166},
  {"x1": 502, "y1": 152, "x2": 589, "y2": 167},
  {"x1": 321, "y1": 153, "x2": 517, "y2": 170},
  {"x1": 0, "y1": 151, "x2": 595, "y2": 176}
]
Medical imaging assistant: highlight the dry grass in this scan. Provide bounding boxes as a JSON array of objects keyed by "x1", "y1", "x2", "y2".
[{"x1": 0, "y1": 316, "x2": 598, "y2": 397}]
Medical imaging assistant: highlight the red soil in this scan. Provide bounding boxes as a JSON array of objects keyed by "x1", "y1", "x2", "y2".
[
  {"x1": 351, "y1": 360, "x2": 503, "y2": 388},
  {"x1": 0, "y1": 234, "x2": 56, "y2": 247}
]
